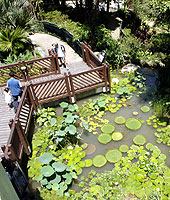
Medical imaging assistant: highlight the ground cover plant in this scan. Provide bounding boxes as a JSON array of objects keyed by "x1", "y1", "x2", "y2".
[{"x1": 27, "y1": 71, "x2": 170, "y2": 199}]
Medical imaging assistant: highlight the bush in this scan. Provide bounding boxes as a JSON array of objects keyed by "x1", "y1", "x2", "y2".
[{"x1": 151, "y1": 33, "x2": 170, "y2": 53}]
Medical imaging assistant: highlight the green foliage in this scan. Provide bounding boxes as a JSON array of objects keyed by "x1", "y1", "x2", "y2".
[
  {"x1": 105, "y1": 149, "x2": 122, "y2": 163},
  {"x1": 71, "y1": 144, "x2": 170, "y2": 199},
  {"x1": 129, "y1": 71, "x2": 146, "y2": 89},
  {"x1": 0, "y1": 26, "x2": 31, "y2": 55},
  {"x1": 96, "y1": 24, "x2": 122, "y2": 68},
  {"x1": 101, "y1": 123, "x2": 115, "y2": 134},
  {"x1": 3, "y1": 49, "x2": 41, "y2": 64},
  {"x1": 98, "y1": 133, "x2": 112, "y2": 144},
  {"x1": 141, "y1": 105, "x2": 150, "y2": 113},
  {"x1": 43, "y1": 10, "x2": 89, "y2": 41},
  {"x1": 92, "y1": 155, "x2": 107, "y2": 168},
  {"x1": 114, "y1": 116, "x2": 126, "y2": 125},
  {"x1": 154, "y1": 125, "x2": 170, "y2": 146},
  {"x1": 133, "y1": 135, "x2": 147, "y2": 145},
  {"x1": 153, "y1": 99, "x2": 169, "y2": 120},
  {"x1": 37, "y1": 107, "x2": 57, "y2": 127},
  {"x1": 112, "y1": 132, "x2": 123, "y2": 141},
  {"x1": 125, "y1": 118, "x2": 142, "y2": 130}
]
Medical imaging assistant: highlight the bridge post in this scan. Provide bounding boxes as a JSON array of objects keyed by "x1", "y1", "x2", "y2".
[{"x1": 68, "y1": 72, "x2": 76, "y2": 103}]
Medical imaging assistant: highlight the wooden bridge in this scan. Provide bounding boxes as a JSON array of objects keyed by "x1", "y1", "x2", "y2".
[{"x1": 0, "y1": 43, "x2": 111, "y2": 160}]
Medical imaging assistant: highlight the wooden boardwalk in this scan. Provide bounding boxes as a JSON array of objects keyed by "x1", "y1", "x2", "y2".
[{"x1": 0, "y1": 60, "x2": 90, "y2": 157}]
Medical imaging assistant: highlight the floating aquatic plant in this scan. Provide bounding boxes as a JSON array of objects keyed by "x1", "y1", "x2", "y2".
[
  {"x1": 119, "y1": 145, "x2": 129, "y2": 153},
  {"x1": 125, "y1": 118, "x2": 142, "y2": 130},
  {"x1": 93, "y1": 155, "x2": 107, "y2": 167},
  {"x1": 141, "y1": 106, "x2": 150, "y2": 113},
  {"x1": 133, "y1": 111, "x2": 138, "y2": 116},
  {"x1": 133, "y1": 135, "x2": 146, "y2": 145},
  {"x1": 98, "y1": 133, "x2": 112, "y2": 144},
  {"x1": 101, "y1": 124, "x2": 115, "y2": 134},
  {"x1": 112, "y1": 132, "x2": 123, "y2": 141},
  {"x1": 114, "y1": 116, "x2": 126, "y2": 125},
  {"x1": 105, "y1": 149, "x2": 122, "y2": 163}
]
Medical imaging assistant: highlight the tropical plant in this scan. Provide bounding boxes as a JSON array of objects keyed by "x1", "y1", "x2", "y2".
[
  {"x1": 0, "y1": 26, "x2": 31, "y2": 55},
  {"x1": 0, "y1": 0, "x2": 33, "y2": 30}
]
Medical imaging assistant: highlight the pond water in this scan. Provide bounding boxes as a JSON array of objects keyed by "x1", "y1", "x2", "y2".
[{"x1": 69, "y1": 71, "x2": 170, "y2": 191}]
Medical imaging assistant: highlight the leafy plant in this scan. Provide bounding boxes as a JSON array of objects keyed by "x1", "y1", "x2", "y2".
[{"x1": 37, "y1": 107, "x2": 57, "y2": 127}]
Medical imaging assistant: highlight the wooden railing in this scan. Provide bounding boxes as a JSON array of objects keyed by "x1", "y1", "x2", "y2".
[
  {"x1": 0, "y1": 55, "x2": 60, "y2": 86},
  {"x1": 1, "y1": 86, "x2": 36, "y2": 161},
  {"x1": 1, "y1": 43, "x2": 111, "y2": 161},
  {"x1": 82, "y1": 43, "x2": 101, "y2": 68}
]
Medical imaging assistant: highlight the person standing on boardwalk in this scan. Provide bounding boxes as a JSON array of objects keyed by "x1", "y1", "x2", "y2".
[
  {"x1": 52, "y1": 42, "x2": 69, "y2": 70},
  {"x1": 7, "y1": 71, "x2": 22, "y2": 113}
]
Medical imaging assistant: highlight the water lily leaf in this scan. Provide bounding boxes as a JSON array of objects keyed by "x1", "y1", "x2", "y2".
[
  {"x1": 93, "y1": 155, "x2": 107, "y2": 167},
  {"x1": 46, "y1": 183, "x2": 52, "y2": 189},
  {"x1": 82, "y1": 121, "x2": 89, "y2": 131},
  {"x1": 98, "y1": 101, "x2": 106, "y2": 107},
  {"x1": 133, "y1": 135, "x2": 146, "y2": 145},
  {"x1": 65, "y1": 125, "x2": 77, "y2": 135},
  {"x1": 55, "y1": 130, "x2": 66, "y2": 136},
  {"x1": 52, "y1": 183, "x2": 59, "y2": 191},
  {"x1": 81, "y1": 143, "x2": 88, "y2": 149},
  {"x1": 117, "y1": 87, "x2": 130, "y2": 95},
  {"x1": 50, "y1": 174, "x2": 61, "y2": 184},
  {"x1": 89, "y1": 185, "x2": 101, "y2": 195},
  {"x1": 59, "y1": 182, "x2": 68, "y2": 192},
  {"x1": 38, "y1": 152, "x2": 54, "y2": 164},
  {"x1": 141, "y1": 106, "x2": 150, "y2": 113},
  {"x1": 41, "y1": 166, "x2": 55, "y2": 177},
  {"x1": 68, "y1": 105, "x2": 76, "y2": 112},
  {"x1": 50, "y1": 118, "x2": 57, "y2": 126},
  {"x1": 112, "y1": 132, "x2": 123, "y2": 141},
  {"x1": 119, "y1": 145, "x2": 129, "y2": 153},
  {"x1": 40, "y1": 178, "x2": 48, "y2": 185},
  {"x1": 105, "y1": 149, "x2": 122, "y2": 163},
  {"x1": 133, "y1": 111, "x2": 138, "y2": 116},
  {"x1": 125, "y1": 118, "x2": 142, "y2": 130},
  {"x1": 60, "y1": 102, "x2": 69, "y2": 108},
  {"x1": 146, "y1": 143, "x2": 154, "y2": 151},
  {"x1": 114, "y1": 116, "x2": 126, "y2": 125},
  {"x1": 75, "y1": 166, "x2": 82, "y2": 175},
  {"x1": 52, "y1": 162, "x2": 66, "y2": 172},
  {"x1": 63, "y1": 173, "x2": 73, "y2": 185},
  {"x1": 98, "y1": 133, "x2": 112, "y2": 144},
  {"x1": 101, "y1": 124, "x2": 115, "y2": 134},
  {"x1": 65, "y1": 115, "x2": 74, "y2": 123},
  {"x1": 84, "y1": 159, "x2": 93, "y2": 167}
]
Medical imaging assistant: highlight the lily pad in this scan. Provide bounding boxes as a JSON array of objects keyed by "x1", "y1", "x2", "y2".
[
  {"x1": 101, "y1": 124, "x2": 115, "y2": 134},
  {"x1": 133, "y1": 135, "x2": 146, "y2": 145},
  {"x1": 141, "y1": 106, "x2": 150, "y2": 113},
  {"x1": 112, "y1": 132, "x2": 123, "y2": 141},
  {"x1": 65, "y1": 125, "x2": 77, "y2": 135},
  {"x1": 84, "y1": 159, "x2": 93, "y2": 167},
  {"x1": 105, "y1": 149, "x2": 122, "y2": 163},
  {"x1": 133, "y1": 111, "x2": 138, "y2": 116},
  {"x1": 119, "y1": 145, "x2": 129, "y2": 153},
  {"x1": 114, "y1": 116, "x2": 126, "y2": 125},
  {"x1": 60, "y1": 102, "x2": 69, "y2": 108},
  {"x1": 98, "y1": 134, "x2": 112, "y2": 144},
  {"x1": 81, "y1": 143, "x2": 88, "y2": 149},
  {"x1": 38, "y1": 152, "x2": 54, "y2": 164},
  {"x1": 93, "y1": 155, "x2": 107, "y2": 167},
  {"x1": 125, "y1": 118, "x2": 142, "y2": 130},
  {"x1": 41, "y1": 166, "x2": 55, "y2": 177},
  {"x1": 52, "y1": 162, "x2": 66, "y2": 172}
]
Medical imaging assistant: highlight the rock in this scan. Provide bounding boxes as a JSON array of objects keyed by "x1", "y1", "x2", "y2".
[
  {"x1": 121, "y1": 63, "x2": 140, "y2": 73},
  {"x1": 142, "y1": 67, "x2": 155, "y2": 77}
]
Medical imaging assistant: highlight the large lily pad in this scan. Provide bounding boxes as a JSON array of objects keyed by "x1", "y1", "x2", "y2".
[
  {"x1": 101, "y1": 124, "x2": 115, "y2": 134},
  {"x1": 41, "y1": 166, "x2": 55, "y2": 177},
  {"x1": 105, "y1": 149, "x2": 122, "y2": 163},
  {"x1": 125, "y1": 118, "x2": 142, "y2": 130},
  {"x1": 98, "y1": 134, "x2": 112, "y2": 144},
  {"x1": 84, "y1": 159, "x2": 93, "y2": 167},
  {"x1": 38, "y1": 152, "x2": 54, "y2": 164},
  {"x1": 112, "y1": 132, "x2": 123, "y2": 141},
  {"x1": 93, "y1": 155, "x2": 107, "y2": 167},
  {"x1": 119, "y1": 145, "x2": 129, "y2": 153},
  {"x1": 52, "y1": 162, "x2": 66, "y2": 172},
  {"x1": 114, "y1": 116, "x2": 126, "y2": 125},
  {"x1": 141, "y1": 106, "x2": 150, "y2": 113},
  {"x1": 133, "y1": 135, "x2": 146, "y2": 145}
]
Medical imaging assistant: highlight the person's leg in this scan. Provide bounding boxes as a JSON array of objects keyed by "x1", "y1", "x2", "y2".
[{"x1": 12, "y1": 96, "x2": 19, "y2": 113}]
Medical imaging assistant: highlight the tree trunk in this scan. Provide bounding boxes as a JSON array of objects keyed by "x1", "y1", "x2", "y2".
[{"x1": 106, "y1": 0, "x2": 110, "y2": 12}]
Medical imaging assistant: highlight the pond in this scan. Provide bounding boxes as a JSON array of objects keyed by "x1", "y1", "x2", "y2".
[{"x1": 28, "y1": 70, "x2": 170, "y2": 199}]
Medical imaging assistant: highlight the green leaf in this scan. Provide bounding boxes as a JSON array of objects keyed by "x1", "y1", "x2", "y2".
[
  {"x1": 101, "y1": 124, "x2": 115, "y2": 134},
  {"x1": 68, "y1": 105, "x2": 75, "y2": 112},
  {"x1": 98, "y1": 133, "x2": 112, "y2": 144},
  {"x1": 125, "y1": 118, "x2": 142, "y2": 130},
  {"x1": 62, "y1": 173, "x2": 73, "y2": 185},
  {"x1": 38, "y1": 152, "x2": 54, "y2": 164},
  {"x1": 50, "y1": 118, "x2": 57, "y2": 126},
  {"x1": 112, "y1": 132, "x2": 123, "y2": 141},
  {"x1": 40, "y1": 178, "x2": 48, "y2": 185},
  {"x1": 50, "y1": 174, "x2": 61, "y2": 184},
  {"x1": 51, "y1": 182, "x2": 59, "y2": 191},
  {"x1": 133, "y1": 135, "x2": 146, "y2": 145},
  {"x1": 55, "y1": 130, "x2": 66, "y2": 136},
  {"x1": 52, "y1": 162, "x2": 66, "y2": 172},
  {"x1": 65, "y1": 125, "x2": 77, "y2": 135},
  {"x1": 105, "y1": 149, "x2": 122, "y2": 163},
  {"x1": 59, "y1": 182, "x2": 68, "y2": 192},
  {"x1": 40, "y1": 166, "x2": 55, "y2": 177},
  {"x1": 84, "y1": 159, "x2": 93, "y2": 167},
  {"x1": 114, "y1": 116, "x2": 126, "y2": 125},
  {"x1": 93, "y1": 155, "x2": 107, "y2": 167},
  {"x1": 65, "y1": 115, "x2": 74, "y2": 123},
  {"x1": 60, "y1": 102, "x2": 69, "y2": 108}
]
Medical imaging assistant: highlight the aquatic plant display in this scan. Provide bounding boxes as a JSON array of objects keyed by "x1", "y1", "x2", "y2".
[
  {"x1": 27, "y1": 71, "x2": 170, "y2": 199},
  {"x1": 125, "y1": 118, "x2": 142, "y2": 130}
]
